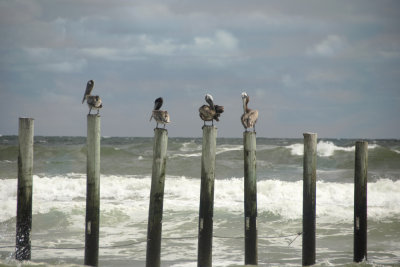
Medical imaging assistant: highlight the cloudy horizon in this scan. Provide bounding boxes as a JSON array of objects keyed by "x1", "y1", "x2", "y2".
[{"x1": 1, "y1": 1, "x2": 399, "y2": 138}]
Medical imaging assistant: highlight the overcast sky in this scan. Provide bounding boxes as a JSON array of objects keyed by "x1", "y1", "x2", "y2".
[{"x1": 0, "y1": 0, "x2": 399, "y2": 138}]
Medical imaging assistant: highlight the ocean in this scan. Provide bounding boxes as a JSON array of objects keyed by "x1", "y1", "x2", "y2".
[{"x1": 0, "y1": 135, "x2": 399, "y2": 266}]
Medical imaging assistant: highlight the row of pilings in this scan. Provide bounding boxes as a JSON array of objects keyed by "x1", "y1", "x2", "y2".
[{"x1": 15, "y1": 116, "x2": 368, "y2": 266}]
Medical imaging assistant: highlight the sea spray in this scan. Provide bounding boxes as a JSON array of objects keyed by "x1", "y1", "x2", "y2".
[{"x1": 1, "y1": 175, "x2": 400, "y2": 225}]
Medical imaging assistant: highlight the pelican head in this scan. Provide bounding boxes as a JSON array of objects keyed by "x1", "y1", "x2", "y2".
[
  {"x1": 82, "y1": 79, "x2": 95, "y2": 104},
  {"x1": 154, "y1": 97, "x2": 163, "y2": 110},
  {"x1": 205, "y1": 93, "x2": 215, "y2": 109},
  {"x1": 241, "y1": 92, "x2": 248, "y2": 99}
]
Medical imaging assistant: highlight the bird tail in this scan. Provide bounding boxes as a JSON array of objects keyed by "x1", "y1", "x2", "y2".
[
  {"x1": 149, "y1": 114, "x2": 153, "y2": 121},
  {"x1": 215, "y1": 105, "x2": 224, "y2": 114}
]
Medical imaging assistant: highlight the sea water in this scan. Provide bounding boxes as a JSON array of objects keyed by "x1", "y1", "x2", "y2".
[{"x1": 0, "y1": 136, "x2": 399, "y2": 266}]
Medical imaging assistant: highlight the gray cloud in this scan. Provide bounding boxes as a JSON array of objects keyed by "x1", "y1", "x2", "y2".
[{"x1": 0, "y1": 0, "x2": 399, "y2": 138}]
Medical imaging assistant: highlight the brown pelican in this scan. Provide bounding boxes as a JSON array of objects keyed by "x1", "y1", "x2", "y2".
[
  {"x1": 82, "y1": 80, "x2": 103, "y2": 115},
  {"x1": 241, "y1": 92, "x2": 258, "y2": 132},
  {"x1": 150, "y1": 97, "x2": 170, "y2": 128},
  {"x1": 199, "y1": 93, "x2": 224, "y2": 126}
]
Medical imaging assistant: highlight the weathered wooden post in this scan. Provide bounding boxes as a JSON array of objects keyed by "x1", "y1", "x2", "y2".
[
  {"x1": 146, "y1": 128, "x2": 168, "y2": 267},
  {"x1": 197, "y1": 126, "x2": 217, "y2": 267},
  {"x1": 302, "y1": 133, "x2": 317, "y2": 266},
  {"x1": 243, "y1": 131, "x2": 258, "y2": 265},
  {"x1": 84, "y1": 114, "x2": 101, "y2": 267},
  {"x1": 16, "y1": 118, "x2": 34, "y2": 261},
  {"x1": 354, "y1": 141, "x2": 368, "y2": 263}
]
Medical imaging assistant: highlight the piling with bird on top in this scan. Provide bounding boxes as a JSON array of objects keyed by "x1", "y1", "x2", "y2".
[
  {"x1": 82, "y1": 80, "x2": 103, "y2": 267},
  {"x1": 84, "y1": 114, "x2": 101, "y2": 267},
  {"x1": 146, "y1": 97, "x2": 170, "y2": 267},
  {"x1": 241, "y1": 92, "x2": 259, "y2": 265},
  {"x1": 197, "y1": 93, "x2": 223, "y2": 267}
]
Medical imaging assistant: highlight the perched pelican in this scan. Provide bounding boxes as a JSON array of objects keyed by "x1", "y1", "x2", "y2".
[
  {"x1": 241, "y1": 92, "x2": 258, "y2": 132},
  {"x1": 150, "y1": 97, "x2": 170, "y2": 129},
  {"x1": 199, "y1": 93, "x2": 224, "y2": 126},
  {"x1": 82, "y1": 80, "x2": 103, "y2": 115}
]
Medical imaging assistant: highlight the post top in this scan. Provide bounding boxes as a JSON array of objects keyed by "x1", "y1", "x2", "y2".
[
  {"x1": 356, "y1": 140, "x2": 368, "y2": 145},
  {"x1": 201, "y1": 125, "x2": 217, "y2": 130},
  {"x1": 19, "y1": 117, "x2": 34, "y2": 120},
  {"x1": 303, "y1": 132, "x2": 317, "y2": 137},
  {"x1": 153, "y1": 128, "x2": 168, "y2": 133},
  {"x1": 243, "y1": 131, "x2": 257, "y2": 136}
]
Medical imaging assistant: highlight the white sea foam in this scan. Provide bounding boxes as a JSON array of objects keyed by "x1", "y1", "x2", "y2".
[
  {"x1": 287, "y1": 141, "x2": 379, "y2": 157},
  {"x1": 179, "y1": 142, "x2": 201, "y2": 152},
  {"x1": 287, "y1": 143, "x2": 304, "y2": 156},
  {"x1": 171, "y1": 145, "x2": 243, "y2": 158},
  {"x1": 1, "y1": 175, "x2": 399, "y2": 223},
  {"x1": 216, "y1": 145, "x2": 243, "y2": 155},
  {"x1": 1, "y1": 175, "x2": 399, "y2": 266},
  {"x1": 0, "y1": 160, "x2": 14, "y2": 163},
  {"x1": 169, "y1": 152, "x2": 202, "y2": 158}
]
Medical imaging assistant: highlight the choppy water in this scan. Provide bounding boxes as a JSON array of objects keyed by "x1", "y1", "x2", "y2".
[{"x1": 0, "y1": 136, "x2": 399, "y2": 266}]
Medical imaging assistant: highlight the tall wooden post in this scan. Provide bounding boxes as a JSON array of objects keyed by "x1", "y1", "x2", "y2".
[
  {"x1": 197, "y1": 126, "x2": 217, "y2": 267},
  {"x1": 354, "y1": 141, "x2": 368, "y2": 263},
  {"x1": 16, "y1": 118, "x2": 34, "y2": 261},
  {"x1": 243, "y1": 131, "x2": 258, "y2": 265},
  {"x1": 146, "y1": 128, "x2": 168, "y2": 267},
  {"x1": 84, "y1": 114, "x2": 101, "y2": 267},
  {"x1": 302, "y1": 133, "x2": 317, "y2": 266}
]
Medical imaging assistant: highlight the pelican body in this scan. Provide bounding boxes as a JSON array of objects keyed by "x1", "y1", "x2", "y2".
[
  {"x1": 150, "y1": 97, "x2": 170, "y2": 129},
  {"x1": 82, "y1": 80, "x2": 103, "y2": 115},
  {"x1": 199, "y1": 93, "x2": 224, "y2": 126},
  {"x1": 241, "y1": 92, "x2": 258, "y2": 132}
]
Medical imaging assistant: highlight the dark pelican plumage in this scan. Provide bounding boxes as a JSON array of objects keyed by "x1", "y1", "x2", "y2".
[
  {"x1": 82, "y1": 80, "x2": 103, "y2": 115},
  {"x1": 150, "y1": 97, "x2": 170, "y2": 129},
  {"x1": 199, "y1": 93, "x2": 224, "y2": 126},
  {"x1": 241, "y1": 92, "x2": 258, "y2": 132}
]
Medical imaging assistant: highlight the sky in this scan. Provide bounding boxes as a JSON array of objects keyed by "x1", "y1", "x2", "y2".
[{"x1": 0, "y1": 0, "x2": 399, "y2": 138}]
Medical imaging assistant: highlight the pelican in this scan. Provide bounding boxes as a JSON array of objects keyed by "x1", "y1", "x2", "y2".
[
  {"x1": 150, "y1": 97, "x2": 170, "y2": 129},
  {"x1": 241, "y1": 92, "x2": 258, "y2": 132},
  {"x1": 199, "y1": 93, "x2": 224, "y2": 126},
  {"x1": 82, "y1": 80, "x2": 103, "y2": 115}
]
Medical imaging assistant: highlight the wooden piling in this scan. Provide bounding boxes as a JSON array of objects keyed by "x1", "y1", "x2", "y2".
[
  {"x1": 243, "y1": 131, "x2": 258, "y2": 265},
  {"x1": 197, "y1": 126, "x2": 217, "y2": 267},
  {"x1": 16, "y1": 118, "x2": 34, "y2": 261},
  {"x1": 84, "y1": 114, "x2": 101, "y2": 267},
  {"x1": 302, "y1": 133, "x2": 317, "y2": 266},
  {"x1": 354, "y1": 141, "x2": 368, "y2": 263},
  {"x1": 146, "y1": 128, "x2": 168, "y2": 267}
]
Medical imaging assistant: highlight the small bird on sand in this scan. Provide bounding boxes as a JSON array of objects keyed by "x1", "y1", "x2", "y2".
[
  {"x1": 150, "y1": 97, "x2": 170, "y2": 129},
  {"x1": 199, "y1": 93, "x2": 224, "y2": 126},
  {"x1": 82, "y1": 80, "x2": 103, "y2": 115},
  {"x1": 241, "y1": 92, "x2": 258, "y2": 132}
]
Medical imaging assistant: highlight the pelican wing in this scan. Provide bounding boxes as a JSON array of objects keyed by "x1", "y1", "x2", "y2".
[
  {"x1": 241, "y1": 109, "x2": 258, "y2": 129},
  {"x1": 152, "y1": 110, "x2": 170, "y2": 124},
  {"x1": 87, "y1": 95, "x2": 102, "y2": 109},
  {"x1": 199, "y1": 105, "x2": 215, "y2": 121}
]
